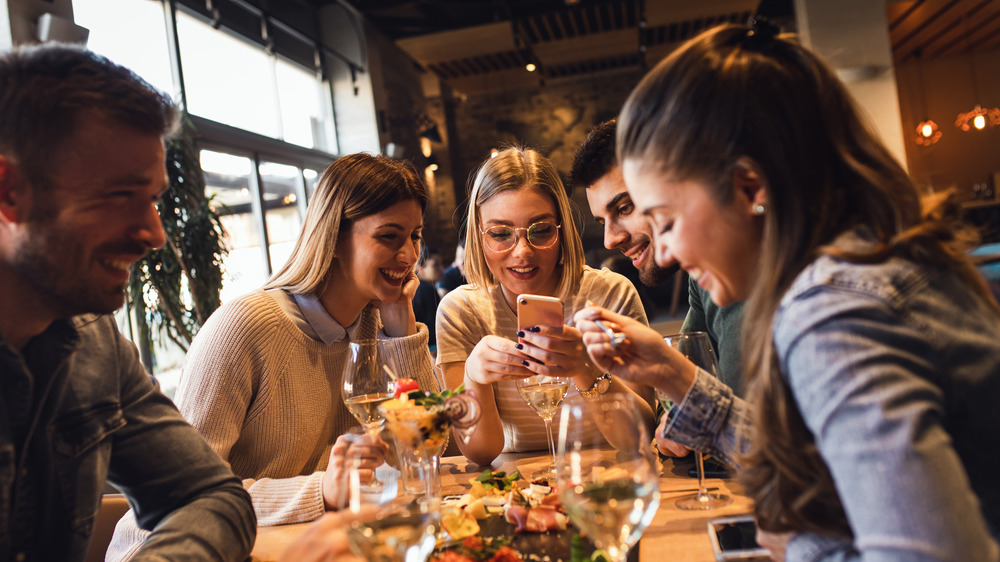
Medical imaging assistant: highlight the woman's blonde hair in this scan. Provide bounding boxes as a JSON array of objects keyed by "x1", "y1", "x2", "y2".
[
  {"x1": 264, "y1": 153, "x2": 427, "y2": 294},
  {"x1": 619, "y1": 22, "x2": 1000, "y2": 536},
  {"x1": 463, "y1": 146, "x2": 584, "y2": 300}
]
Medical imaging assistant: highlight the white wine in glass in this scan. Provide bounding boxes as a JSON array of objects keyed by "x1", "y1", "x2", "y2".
[
  {"x1": 556, "y1": 393, "x2": 660, "y2": 562},
  {"x1": 664, "y1": 332, "x2": 733, "y2": 510},
  {"x1": 516, "y1": 374, "x2": 569, "y2": 480},
  {"x1": 345, "y1": 393, "x2": 395, "y2": 429},
  {"x1": 342, "y1": 340, "x2": 397, "y2": 432}
]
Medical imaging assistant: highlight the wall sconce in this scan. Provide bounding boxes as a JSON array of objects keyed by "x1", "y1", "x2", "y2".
[{"x1": 425, "y1": 155, "x2": 439, "y2": 173}]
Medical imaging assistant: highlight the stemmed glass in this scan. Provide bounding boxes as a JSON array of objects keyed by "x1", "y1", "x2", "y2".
[
  {"x1": 556, "y1": 393, "x2": 660, "y2": 562},
  {"x1": 664, "y1": 332, "x2": 733, "y2": 510},
  {"x1": 343, "y1": 340, "x2": 397, "y2": 432},
  {"x1": 338, "y1": 429, "x2": 438, "y2": 562},
  {"x1": 343, "y1": 340, "x2": 397, "y2": 490},
  {"x1": 516, "y1": 373, "x2": 569, "y2": 480}
]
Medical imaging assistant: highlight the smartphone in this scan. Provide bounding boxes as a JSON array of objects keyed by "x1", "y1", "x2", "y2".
[
  {"x1": 516, "y1": 294, "x2": 563, "y2": 330},
  {"x1": 707, "y1": 514, "x2": 770, "y2": 561}
]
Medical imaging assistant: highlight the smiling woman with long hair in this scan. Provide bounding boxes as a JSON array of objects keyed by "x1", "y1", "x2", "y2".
[
  {"x1": 576, "y1": 21, "x2": 1000, "y2": 561},
  {"x1": 108, "y1": 153, "x2": 439, "y2": 559}
]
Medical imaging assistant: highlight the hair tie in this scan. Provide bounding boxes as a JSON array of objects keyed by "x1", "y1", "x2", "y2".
[{"x1": 744, "y1": 15, "x2": 779, "y2": 48}]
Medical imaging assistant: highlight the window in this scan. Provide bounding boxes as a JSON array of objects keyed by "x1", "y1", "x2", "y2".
[
  {"x1": 76, "y1": 0, "x2": 336, "y2": 153},
  {"x1": 259, "y1": 161, "x2": 306, "y2": 273},
  {"x1": 201, "y1": 149, "x2": 269, "y2": 303},
  {"x1": 176, "y1": 12, "x2": 280, "y2": 139},
  {"x1": 304, "y1": 168, "x2": 321, "y2": 200},
  {"x1": 73, "y1": 0, "x2": 175, "y2": 97},
  {"x1": 276, "y1": 60, "x2": 338, "y2": 153}
]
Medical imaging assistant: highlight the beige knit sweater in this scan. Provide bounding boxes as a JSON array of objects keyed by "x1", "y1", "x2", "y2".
[{"x1": 107, "y1": 290, "x2": 436, "y2": 559}]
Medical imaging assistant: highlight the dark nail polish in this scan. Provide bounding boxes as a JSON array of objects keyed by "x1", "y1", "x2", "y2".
[
  {"x1": 516, "y1": 330, "x2": 525, "y2": 338},
  {"x1": 521, "y1": 360, "x2": 530, "y2": 367},
  {"x1": 515, "y1": 343, "x2": 523, "y2": 350},
  {"x1": 529, "y1": 326, "x2": 541, "y2": 333}
]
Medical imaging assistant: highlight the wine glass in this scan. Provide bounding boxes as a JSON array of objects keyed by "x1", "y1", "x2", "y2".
[
  {"x1": 338, "y1": 429, "x2": 438, "y2": 562},
  {"x1": 343, "y1": 340, "x2": 397, "y2": 431},
  {"x1": 556, "y1": 393, "x2": 660, "y2": 562},
  {"x1": 516, "y1": 373, "x2": 569, "y2": 480},
  {"x1": 343, "y1": 340, "x2": 398, "y2": 490},
  {"x1": 664, "y1": 332, "x2": 733, "y2": 510}
]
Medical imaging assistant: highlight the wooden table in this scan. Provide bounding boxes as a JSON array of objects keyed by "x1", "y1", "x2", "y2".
[{"x1": 251, "y1": 452, "x2": 754, "y2": 561}]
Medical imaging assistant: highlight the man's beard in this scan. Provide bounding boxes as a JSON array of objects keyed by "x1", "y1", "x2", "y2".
[{"x1": 638, "y1": 261, "x2": 679, "y2": 287}]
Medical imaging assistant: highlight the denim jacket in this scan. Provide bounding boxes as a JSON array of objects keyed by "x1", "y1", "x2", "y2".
[
  {"x1": 667, "y1": 247, "x2": 1000, "y2": 561},
  {"x1": 0, "y1": 314, "x2": 255, "y2": 561}
]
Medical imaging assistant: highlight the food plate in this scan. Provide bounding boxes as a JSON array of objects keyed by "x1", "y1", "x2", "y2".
[{"x1": 434, "y1": 514, "x2": 639, "y2": 562}]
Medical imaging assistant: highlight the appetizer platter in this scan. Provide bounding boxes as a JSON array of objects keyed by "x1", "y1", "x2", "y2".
[{"x1": 433, "y1": 470, "x2": 638, "y2": 562}]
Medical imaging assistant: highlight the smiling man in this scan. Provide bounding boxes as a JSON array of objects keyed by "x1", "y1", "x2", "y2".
[
  {"x1": 572, "y1": 120, "x2": 675, "y2": 288},
  {"x1": 0, "y1": 44, "x2": 255, "y2": 560},
  {"x1": 572, "y1": 119, "x2": 747, "y2": 456}
]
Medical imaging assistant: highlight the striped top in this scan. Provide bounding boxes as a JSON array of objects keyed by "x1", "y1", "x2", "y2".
[{"x1": 436, "y1": 266, "x2": 648, "y2": 453}]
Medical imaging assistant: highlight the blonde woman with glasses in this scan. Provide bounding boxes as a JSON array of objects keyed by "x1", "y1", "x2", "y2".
[{"x1": 436, "y1": 146, "x2": 655, "y2": 466}]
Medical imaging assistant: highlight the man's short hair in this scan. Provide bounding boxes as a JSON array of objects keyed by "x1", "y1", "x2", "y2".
[
  {"x1": 0, "y1": 44, "x2": 179, "y2": 191},
  {"x1": 570, "y1": 119, "x2": 618, "y2": 190}
]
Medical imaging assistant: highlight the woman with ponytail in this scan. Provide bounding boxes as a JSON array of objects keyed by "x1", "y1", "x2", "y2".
[{"x1": 576, "y1": 20, "x2": 1000, "y2": 561}]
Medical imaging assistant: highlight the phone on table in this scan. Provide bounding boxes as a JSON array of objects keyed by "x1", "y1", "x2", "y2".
[
  {"x1": 516, "y1": 294, "x2": 563, "y2": 330},
  {"x1": 707, "y1": 514, "x2": 770, "y2": 561}
]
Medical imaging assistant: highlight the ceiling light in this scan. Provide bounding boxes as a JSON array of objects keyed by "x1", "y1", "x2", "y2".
[
  {"x1": 956, "y1": 105, "x2": 1000, "y2": 132},
  {"x1": 911, "y1": 57, "x2": 940, "y2": 146},
  {"x1": 953, "y1": 19, "x2": 998, "y2": 132},
  {"x1": 525, "y1": 63, "x2": 536, "y2": 72},
  {"x1": 915, "y1": 120, "x2": 941, "y2": 146}
]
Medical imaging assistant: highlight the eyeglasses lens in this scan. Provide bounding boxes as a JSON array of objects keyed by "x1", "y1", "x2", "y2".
[{"x1": 484, "y1": 222, "x2": 558, "y2": 251}]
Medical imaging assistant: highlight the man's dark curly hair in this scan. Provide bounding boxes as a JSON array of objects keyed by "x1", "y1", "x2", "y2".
[{"x1": 569, "y1": 119, "x2": 618, "y2": 190}]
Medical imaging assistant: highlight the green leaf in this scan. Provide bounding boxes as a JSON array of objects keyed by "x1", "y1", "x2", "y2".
[{"x1": 591, "y1": 549, "x2": 612, "y2": 562}]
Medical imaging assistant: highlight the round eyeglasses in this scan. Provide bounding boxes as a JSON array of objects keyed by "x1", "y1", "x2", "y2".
[{"x1": 479, "y1": 221, "x2": 561, "y2": 252}]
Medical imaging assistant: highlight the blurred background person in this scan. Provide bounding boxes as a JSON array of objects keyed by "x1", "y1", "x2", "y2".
[
  {"x1": 436, "y1": 238, "x2": 467, "y2": 299},
  {"x1": 413, "y1": 244, "x2": 442, "y2": 352}
]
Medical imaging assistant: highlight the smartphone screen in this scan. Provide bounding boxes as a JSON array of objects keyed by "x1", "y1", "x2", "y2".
[
  {"x1": 713, "y1": 519, "x2": 759, "y2": 550},
  {"x1": 708, "y1": 516, "x2": 770, "y2": 561}
]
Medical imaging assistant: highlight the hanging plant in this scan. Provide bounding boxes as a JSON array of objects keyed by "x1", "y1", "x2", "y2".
[{"x1": 128, "y1": 115, "x2": 228, "y2": 352}]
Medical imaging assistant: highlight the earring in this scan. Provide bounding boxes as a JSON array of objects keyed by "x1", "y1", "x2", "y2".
[{"x1": 752, "y1": 203, "x2": 766, "y2": 215}]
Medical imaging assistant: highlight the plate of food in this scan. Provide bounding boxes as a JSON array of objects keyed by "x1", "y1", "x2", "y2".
[{"x1": 434, "y1": 470, "x2": 638, "y2": 562}]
